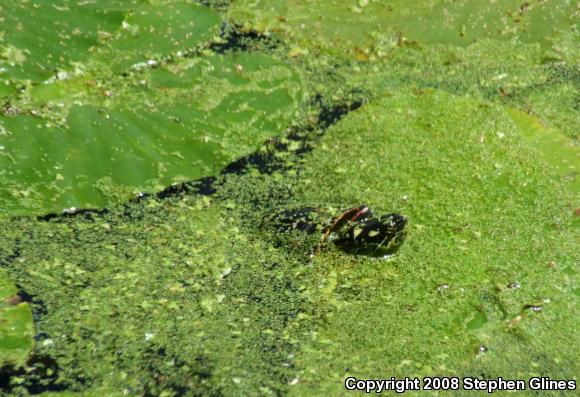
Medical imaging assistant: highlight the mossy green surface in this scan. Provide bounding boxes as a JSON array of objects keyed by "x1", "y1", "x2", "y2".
[
  {"x1": 0, "y1": 89, "x2": 577, "y2": 395},
  {"x1": 0, "y1": 0, "x2": 578, "y2": 396},
  {"x1": 0, "y1": 194, "x2": 330, "y2": 395},
  {"x1": 0, "y1": 271, "x2": 34, "y2": 368},
  {"x1": 290, "y1": 37, "x2": 579, "y2": 142},
  {"x1": 287, "y1": 89, "x2": 578, "y2": 395},
  {"x1": 229, "y1": 0, "x2": 578, "y2": 55}
]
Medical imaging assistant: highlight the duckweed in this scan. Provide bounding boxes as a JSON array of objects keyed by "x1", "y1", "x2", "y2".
[{"x1": 0, "y1": 0, "x2": 578, "y2": 396}]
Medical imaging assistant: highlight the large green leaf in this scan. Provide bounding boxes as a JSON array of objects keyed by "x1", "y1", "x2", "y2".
[
  {"x1": 0, "y1": 271, "x2": 34, "y2": 367},
  {"x1": 0, "y1": 1, "x2": 222, "y2": 82},
  {"x1": 94, "y1": 1, "x2": 221, "y2": 72},
  {"x1": 0, "y1": 52, "x2": 303, "y2": 216},
  {"x1": 0, "y1": 0, "x2": 134, "y2": 81},
  {"x1": 0, "y1": 0, "x2": 303, "y2": 217},
  {"x1": 0, "y1": 108, "x2": 224, "y2": 212}
]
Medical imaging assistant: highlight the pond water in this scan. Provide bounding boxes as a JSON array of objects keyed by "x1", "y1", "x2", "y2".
[{"x1": 0, "y1": 1, "x2": 578, "y2": 396}]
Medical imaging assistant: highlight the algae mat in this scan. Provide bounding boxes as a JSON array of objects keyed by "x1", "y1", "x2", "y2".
[
  {"x1": 290, "y1": 89, "x2": 578, "y2": 395},
  {"x1": 0, "y1": 0, "x2": 578, "y2": 395},
  {"x1": 230, "y1": 0, "x2": 578, "y2": 55},
  {"x1": 0, "y1": 271, "x2": 34, "y2": 369},
  {"x1": 0, "y1": 195, "x2": 329, "y2": 395},
  {"x1": 0, "y1": 89, "x2": 577, "y2": 396}
]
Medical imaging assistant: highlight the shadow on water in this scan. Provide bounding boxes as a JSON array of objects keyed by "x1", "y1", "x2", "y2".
[
  {"x1": 36, "y1": 93, "x2": 363, "y2": 221},
  {"x1": 0, "y1": 354, "x2": 72, "y2": 395}
]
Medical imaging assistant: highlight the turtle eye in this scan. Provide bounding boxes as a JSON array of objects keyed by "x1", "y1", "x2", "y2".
[{"x1": 380, "y1": 214, "x2": 407, "y2": 231}]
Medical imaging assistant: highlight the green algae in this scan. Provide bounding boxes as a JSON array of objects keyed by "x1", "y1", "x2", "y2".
[
  {"x1": 0, "y1": 0, "x2": 578, "y2": 395},
  {"x1": 289, "y1": 37, "x2": 579, "y2": 141},
  {"x1": 285, "y1": 89, "x2": 579, "y2": 395},
  {"x1": 0, "y1": 88, "x2": 577, "y2": 396},
  {"x1": 229, "y1": 0, "x2": 578, "y2": 58},
  {"x1": 0, "y1": 271, "x2": 34, "y2": 368},
  {"x1": 507, "y1": 108, "x2": 579, "y2": 193},
  {"x1": 0, "y1": 226, "x2": 34, "y2": 369},
  {"x1": 0, "y1": 81, "x2": 16, "y2": 98},
  {"x1": 0, "y1": 193, "x2": 330, "y2": 395}
]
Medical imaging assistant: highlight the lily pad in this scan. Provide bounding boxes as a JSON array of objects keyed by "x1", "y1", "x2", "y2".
[
  {"x1": 0, "y1": 0, "x2": 133, "y2": 82},
  {"x1": 95, "y1": 1, "x2": 221, "y2": 72},
  {"x1": 0, "y1": 271, "x2": 34, "y2": 367},
  {"x1": 1, "y1": 13, "x2": 302, "y2": 217},
  {"x1": 0, "y1": 107, "x2": 226, "y2": 213},
  {"x1": 0, "y1": 1, "x2": 221, "y2": 82},
  {"x1": 229, "y1": 0, "x2": 578, "y2": 58},
  {"x1": 507, "y1": 108, "x2": 579, "y2": 193}
]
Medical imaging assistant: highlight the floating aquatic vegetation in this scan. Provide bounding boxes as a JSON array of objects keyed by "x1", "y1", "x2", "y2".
[
  {"x1": 0, "y1": 271, "x2": 34, "y2": 368},
  {"x1": 94, "y1": 1, "x2": 221, "y2": 72},
  {"x1": 229, "y1": 0, "x2": 577, "y2": 58},
  {"x1": 287, "y1": 89, "x2": 578, "y2": 393},
  {"x1": 0, "y1": 3, "x2": 303, "y2": 216},
  {"x1": 0, "y1": 1, "x2": 134, "y2": 82},
  {"x1": 0, "y1": 0, "x2": 578, "y2": 395}
]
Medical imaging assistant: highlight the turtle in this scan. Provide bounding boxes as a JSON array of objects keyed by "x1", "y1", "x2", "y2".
[{"x1": 261, "y1": 205, "x2": 407, "y2": 258}]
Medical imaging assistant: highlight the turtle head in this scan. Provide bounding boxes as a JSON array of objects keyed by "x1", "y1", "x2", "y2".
[{"x1": 337, "y1": 213, "x2": 407, "y2": 257}]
